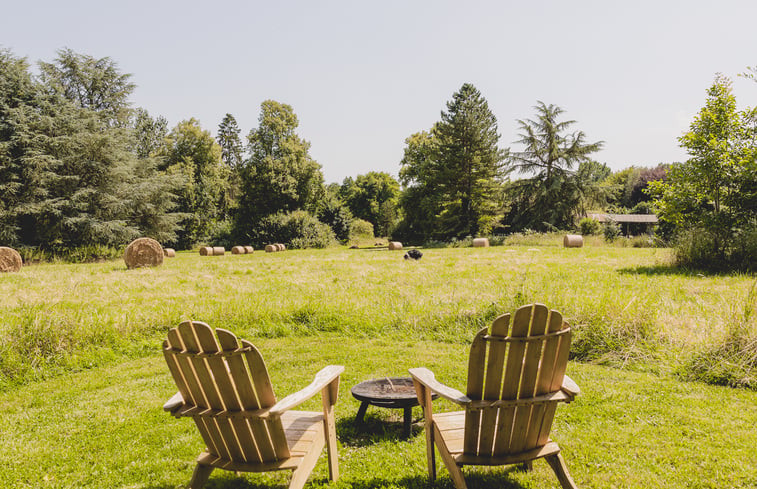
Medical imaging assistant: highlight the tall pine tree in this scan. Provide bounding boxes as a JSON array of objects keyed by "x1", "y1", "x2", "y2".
[{"x1": 397, "y1": 84, "x2": 506, "y2": 241}]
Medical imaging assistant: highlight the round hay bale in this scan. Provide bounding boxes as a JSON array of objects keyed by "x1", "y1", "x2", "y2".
[
  {"x1": 212, "y1": 246, "x2": 225, "y2": 256},
  {"x1": 0, "y1": 246, "x2": 23, "y2": 273},
  {"x1": 124, "y1": 238, "x2": 164, "y2": 269},
  {"x1": 244, "y1": 246, "x2": 254, "y2": 254},
  {"x1": 388, "y1": 241, "x2": 403, "y2": 251},
  {"x1": 199, "y1": 246, "x2": 213, "y2": 256},
  {"x1": 275, "y1": 243, "x2": 286, "y2": 251},
  {"x1": 472, "y1": 238, "x2": 490, "y2": 248},
  {"x1": 231, "y1": 246, "x2": 245, "y2": 255},
  {"x1": 163, "y1": 248, "x2": 176, "y2": 258},
  {"x1": 265, "y1": 244, "x2": 276, "y2": 253},
  {"x1": 563, "y1": 234, "x2": 584, "y2": 248}
]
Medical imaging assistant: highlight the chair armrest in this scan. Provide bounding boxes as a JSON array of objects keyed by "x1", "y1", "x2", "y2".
[
  {"x1": 561, "y1": 375, "x2": 580, "y2": 398},
  {"x1": 163, "y1": 391, "x2": 184, "y2": 412},
  {"x1": 408, "y1": 367, "x2": 471, "y2": 406},
  {"x1": 268, "y1": 365, "x2": 345, "y2": 416}
]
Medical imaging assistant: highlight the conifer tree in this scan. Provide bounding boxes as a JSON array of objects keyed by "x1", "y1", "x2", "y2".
[
  {"x1": 504, "y1": 102, "x2": 603, "y2": 231},
  {"x1": 217, "y1": 113, "x2": 243, "y2": 169},
  {"x1": 397, "y1": 84, "x2": 506, "y2": 241}
]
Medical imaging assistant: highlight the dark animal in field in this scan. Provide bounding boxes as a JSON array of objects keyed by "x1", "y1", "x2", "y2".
[{"x1": 404, "y1": 249, "x2": 423, "y2": 260}]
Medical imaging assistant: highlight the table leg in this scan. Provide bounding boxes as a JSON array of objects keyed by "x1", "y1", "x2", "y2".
[
  {"x1": 355, "y1": 401, "x2": 369, "y2": 427},
  {"x1": 403, "y1": 406, "x2": 412, "y2": 437}
]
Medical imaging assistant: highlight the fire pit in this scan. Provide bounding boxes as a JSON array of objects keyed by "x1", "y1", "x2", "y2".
[{"x1": 350, "y1": 377, "x2": 437, "y2": 437}]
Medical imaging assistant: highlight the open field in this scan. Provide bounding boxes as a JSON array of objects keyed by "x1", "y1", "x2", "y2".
[{"x1": 1, "y1": 242, "x2": 755, "y2": 388}]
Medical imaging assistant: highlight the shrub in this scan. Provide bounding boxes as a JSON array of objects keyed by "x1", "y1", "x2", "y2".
[
  {"x1": 317, "y1": 197, "x2": 353, "y2": 242},
  {"x1": 17, "y1": 245, "x2": 122, "y2": 263},
  {"x1": 349, "y1": 219, "x2": 374, "y2": 239},
  {"x1": 603, "y1": 221, "x2": 621, "y2": 242},
  {"x1": 252, "y1": 211, "x2": 335, "y2": 249},
  {"x1": 579, "y1": 218, "x2": 601, "y2": 235}
]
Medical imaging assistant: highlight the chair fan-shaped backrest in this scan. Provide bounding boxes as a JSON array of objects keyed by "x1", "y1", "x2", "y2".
[
  {"x1": 162, "y1": 321, "x2": 290, "y2": 463},
  {"x1": 463, "y1": 303, "x2": 571, "y2": 457}
]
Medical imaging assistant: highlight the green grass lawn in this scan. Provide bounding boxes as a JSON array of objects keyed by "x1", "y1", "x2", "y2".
[
  {"x1": 2, "y1": 337, "x2": 757, "y2": 488},
  {"x1": 1, "y1": 244, "x2": 756, "y2": 488}
]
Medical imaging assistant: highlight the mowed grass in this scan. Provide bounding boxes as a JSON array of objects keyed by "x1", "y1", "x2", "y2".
[
  {"x1": 0, "y1": 243, "x2": 755, "y2": 388},
  {"x1": 2, "y1": 337, "x2": 757, "y2": 489}
]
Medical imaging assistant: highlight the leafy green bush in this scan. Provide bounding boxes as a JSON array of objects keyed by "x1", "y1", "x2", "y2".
[
  {"x1": 603, "y1": 221, "x2": 621, "y2": 242},
  {"x1": 252, "y1": 211, "x2": 335, "y2": 249},
  {"x1": 17, "y1": 245, "x2": 123, "y2": 263},
  {"x1": 579, "y1": 218, "x2": 601, "y2": 235},
  {"x1": 349, "y1": 219, "x2": 374, "y2": 239}
]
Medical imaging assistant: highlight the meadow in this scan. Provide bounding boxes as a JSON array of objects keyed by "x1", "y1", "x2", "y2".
[{"x1": 1, "y1": 239, "x2": 756, "y2": 488}]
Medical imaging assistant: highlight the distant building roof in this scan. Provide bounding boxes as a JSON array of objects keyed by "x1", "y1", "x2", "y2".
[{"x1": 586, "y1": 213, "x2": 658, "y2": 223}]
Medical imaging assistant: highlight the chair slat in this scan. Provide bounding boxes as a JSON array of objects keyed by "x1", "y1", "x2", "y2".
[
  {"x1": 550, "y1": 326, "x2": 572, "y2": 392},
  {"x1": 493, "y1": 305, "x2": 533, "y2": 455},
  {"x1": 464, "y1": 327, "x2": 488, "y2": 454},
  {"x1": 535, "y1": 310, "x2": 564, "y2": 395},
  {"x1": 240, "y1": 339, "x2": 288, "y2": 461},
  {"x1": 478, "y1": 314, "x2": 510, "y2": 456},
  {"x1": 242, "y1": 340, "x2": 277, "y2": 408},
  {"x1": 509, "y1": 304, "x2": 549, "y2": 453}
]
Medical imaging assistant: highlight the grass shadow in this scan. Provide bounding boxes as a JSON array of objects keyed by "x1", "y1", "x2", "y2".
[
  {"x1": 616, "y1": 264, "x2": 740, "y2": 277},
  {"x1": 145, "y1": 469, "x2": 532, "y2": 489},
  {"x1": 336, "y1": 412, "x2": 423, "y2": 447}
]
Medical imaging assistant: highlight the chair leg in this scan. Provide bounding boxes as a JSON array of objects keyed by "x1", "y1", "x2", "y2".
[
  {"x1": 433, "y1": 424, "x2": 467, "y2": 489},
  {"x1": 544, "y1": 453, "x2": 578, "y2": 489},
  {"x1": 189, "y1": 463, "x2": 214, "y2": 489},
  {"x1": 289, "y1": 438, "x2": 325, "y2": 489},
  {"x1": 322, "y1": 395, "x2": 339, "y2": 481}
]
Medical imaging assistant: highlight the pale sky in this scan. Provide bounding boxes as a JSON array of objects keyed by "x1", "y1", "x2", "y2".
[{"x1": 3, "y1": 0, "x2": 757, "y2": 183}]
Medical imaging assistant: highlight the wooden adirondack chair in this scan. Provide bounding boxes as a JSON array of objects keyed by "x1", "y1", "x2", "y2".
[
  {"x1": 162, "y1": 320, "x2": 344, "y2": 489},
  {"x1": 409, "y1": 303, "x2": 580, "y2": 489}
]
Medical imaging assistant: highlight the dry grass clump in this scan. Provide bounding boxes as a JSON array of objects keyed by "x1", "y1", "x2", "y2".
[
  {"x1": 0, "y1": 247, "x2": 22, "y2": 273},
  {"x1": 123, "y1": 238, "x2": 164, "y2": 269}
]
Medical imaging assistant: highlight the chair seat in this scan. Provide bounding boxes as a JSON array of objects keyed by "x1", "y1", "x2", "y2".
[
  {"x1": 196, "y1": 411, "x2": 326, "y2": 473},
  {"x1": 433, "y1": 411, "x2": 561, "y2": 466}
]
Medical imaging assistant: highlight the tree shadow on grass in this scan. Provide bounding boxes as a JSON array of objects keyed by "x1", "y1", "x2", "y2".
[
  {"x1": 336, "y1": 411, "x2": 423, "y2": 447},
  {"x1": 144, "y1": 468, "x2": 532, "y2": 489},
  {"x1": 617, "y1": 264, "x2": 740, "y2": 277}
]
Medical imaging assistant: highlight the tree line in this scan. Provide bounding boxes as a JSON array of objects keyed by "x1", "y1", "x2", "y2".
[{"x1": 1, "y1": 48, "x2": 753, "y2": 268}]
